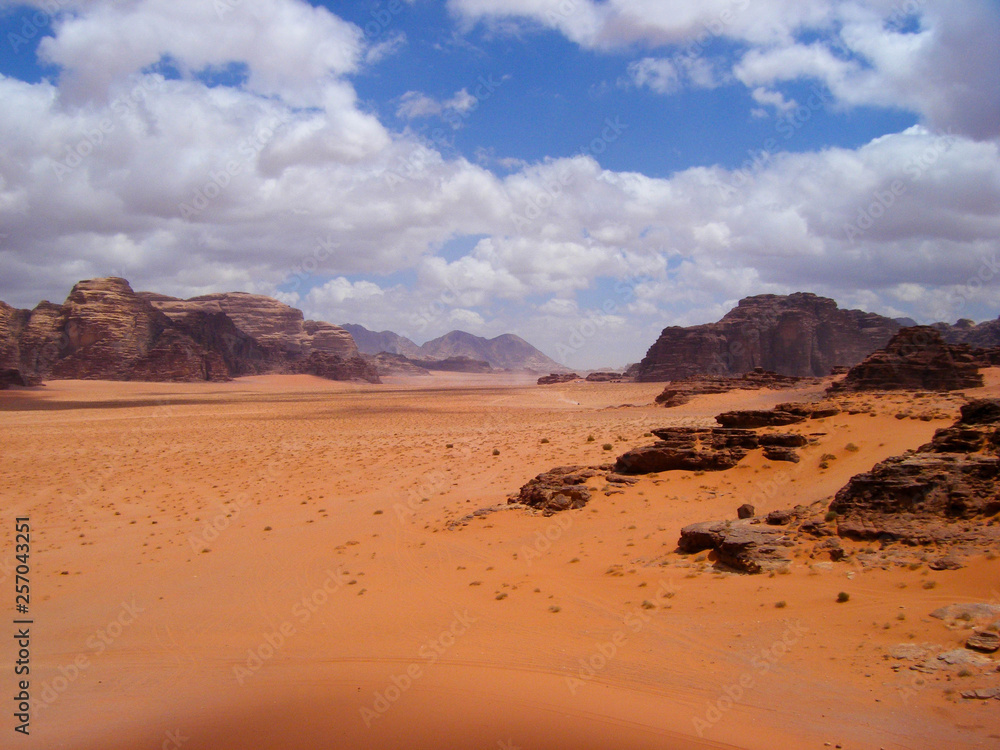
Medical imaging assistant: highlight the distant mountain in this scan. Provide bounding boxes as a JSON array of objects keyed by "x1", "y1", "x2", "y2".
[
  {"x1": 417, "y1": 330, "x2": 566, "y2": 372},
  {"x1": 341, "y1": 324, "x2": 421, "y2": 357},
  {"x1": 934, "y1": 317, "x2": 1000, "y2": 348},
  {"x1": 341, "y1": 325, "x2": 567, "y2": 372}
]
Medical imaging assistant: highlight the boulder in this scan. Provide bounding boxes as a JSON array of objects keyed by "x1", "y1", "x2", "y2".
[
  {"x1": 511, "y1": 466, "x2": 609, "y2": 513},
  {"x1": 538, "y1": 372, "x2": 580, "y2": 385},
  {"x1": 716, "y1": 410, "x2": 806, "y2": 428},
  {"x1": 678, "y1": 520, "x2": 794, "y2": 573}
]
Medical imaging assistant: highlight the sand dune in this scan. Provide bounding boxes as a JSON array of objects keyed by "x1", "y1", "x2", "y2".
[{"x1": 2, "y1": 373, "x2": 998, "y2": 749}]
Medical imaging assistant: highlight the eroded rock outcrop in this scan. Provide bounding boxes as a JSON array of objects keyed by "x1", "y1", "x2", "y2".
[
  {"x1": 635, "y1": 293, "x2": 900, "y2": 381},
  {"x1": 654, "y1": 368, "x2": 816, "y2": 407},
  {"x1": 615, "y1": 427, "x2": 760, "y2": 474},
  {"x1": 1, "y1": 278, "x2": 378, "y2": 384},
  {"x1": 830, "y1": 399, "x2": 1000, "y2": 545},
  {"x1": 829, "y1": 326, "x2": 984, "y2": 393},
  {"x1": 538, "y1": 373, "x2": 580, "y2": 385},
  {"x1": 678, "y1": 520, "x2": 795, "y2": 573},
  {"x1": 511, "y1": 465, "x2": 637, "y2": 513}
]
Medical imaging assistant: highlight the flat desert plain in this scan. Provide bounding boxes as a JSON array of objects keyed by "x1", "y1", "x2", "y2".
[{"x1": 2, "y1": 373, "x2": 999, "y2": 750}]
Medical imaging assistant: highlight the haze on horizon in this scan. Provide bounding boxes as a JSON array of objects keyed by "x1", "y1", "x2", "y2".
[{"x1": 0, "y1": 0, "x2": 998, "y2": 368}]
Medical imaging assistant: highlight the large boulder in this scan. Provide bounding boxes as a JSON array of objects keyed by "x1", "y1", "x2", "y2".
[
  {"x1": 615, "y1": 427, "x2": 759, "y2": 474},
  {"x1": 678, "y1": 520, "x2": 795, "y2": 573}
]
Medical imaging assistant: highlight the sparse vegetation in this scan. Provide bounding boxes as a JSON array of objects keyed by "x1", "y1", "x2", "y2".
[
  {"x1": 824, "y1": 511, "x2": 838, "y2": 522},
  {"x1": 602, "y1": 443, "x2": 613, "y2": 451},
  {"x1": 845, "y1": 442, "x2": 859, "y2": 452},
  {"x1": 837, "y1": 591, "x2": 850, "y2": 603},
  {"x1": 540, "y1": 437, "x2": 549, "y2": 444},
  {"x1": 775, "y1": 601, "x2": 787, "y2": 609},
  {"x1": 492, "y1": 448, "x2": 500, "y2": 456},
  {"x1": 587, "y1": 434, "x2": 595, "y2": 442},
  {"x1": 922, "y1": 580, "x2": 937, "y2": 590}
]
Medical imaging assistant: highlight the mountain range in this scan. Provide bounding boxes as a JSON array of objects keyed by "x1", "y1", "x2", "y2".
[{"x1": 342, "y1": 324, "x2": 567, "y2": 373}]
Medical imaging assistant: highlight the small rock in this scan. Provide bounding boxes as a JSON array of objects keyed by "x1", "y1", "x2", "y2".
[
  {"x1": 888, "y1": 643, "x2": 928, "y2": 661},
  {"x1": 737, "y1": 503, "x2": 755, "y2": 519},
  {"x1": 966, "y1": 630, "x2": 1000, "y2": 653},
  {"x1": 937, "y1": 649, "x2": 991, "y2": 667},
  {"x1": 928, "y1": 555, "x2": 964, "y2": 571},
  {"x1": 960, "y1": 687, "x2": 1000, "y2": 700}
]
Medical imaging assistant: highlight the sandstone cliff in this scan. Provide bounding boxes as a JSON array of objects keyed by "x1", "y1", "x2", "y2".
[
  {"x1": 1, "y1": 278, "x2": 378, "y2": 385},
  {"x1": 634, "y1": 293, "x2": 900, "y2": 381}
]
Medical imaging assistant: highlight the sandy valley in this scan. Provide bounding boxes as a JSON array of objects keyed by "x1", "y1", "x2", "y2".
[{"x1": 2, "y1": 373, "x2": 999, "y2": 750}]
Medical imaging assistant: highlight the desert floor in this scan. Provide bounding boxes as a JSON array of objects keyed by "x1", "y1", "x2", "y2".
[{"x1": 2, "y1": 372, "x2": 999, "y2": 750}]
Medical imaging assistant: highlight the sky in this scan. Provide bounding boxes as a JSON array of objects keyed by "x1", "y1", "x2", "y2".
[{"x1": 0, "y1": 0, "x2": 998, "y2": 368}]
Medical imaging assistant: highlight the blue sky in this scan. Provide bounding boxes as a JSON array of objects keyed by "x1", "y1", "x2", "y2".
[{"x1": 0, "y1": 0, "x2": 998, "y2": 367}]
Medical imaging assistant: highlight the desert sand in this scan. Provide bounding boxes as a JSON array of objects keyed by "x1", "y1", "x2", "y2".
[{"x1": 2, "y1": 373, "x2": 999, "y2": 749}]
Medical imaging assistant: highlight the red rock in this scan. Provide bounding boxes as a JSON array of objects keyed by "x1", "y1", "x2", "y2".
[
  {"x1": 829, "y1": 326, "x2": 983, "y2": 393},
  {"x1": 538, "y1": 372, "x2": 579, "y2": 385},
  {"x1": 635, "y1": 293, "x2": 900, "y2": 381}
]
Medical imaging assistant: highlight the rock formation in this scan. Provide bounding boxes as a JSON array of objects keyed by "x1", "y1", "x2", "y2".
[
  {"x1": 654, "y1": 368, "x2": 814, "y2": 407},
  {"x1": 538, "y1": 373, "x2": 580, "y2": 385},
  {"x1": 829, "y1": 326, "x2": 984, "y2": 393},
  {"x1": 829, "y1": 399, "x2": 1000, "y2": 545},
  {"x1": 511, "y1": 465, "x2": 637, "y2": 514},
  {"x1": 408, "y1": 356, "x2": 492, "y2": 373},
  {"x1": 677, "y1": 520, "x2": 796, "y2": 574},
  {"x1": 363, "y1": 353, "x2": 431, "y2": 377},
  {"x1": 634, "y1": 293, "x2": 901, "y2": 381},
  {"x1": 1, "y1": 278, "x2": 379, "y2": 384},
  {"x1": 585, "y1": 372, "x2": 623, "y2": 382}
]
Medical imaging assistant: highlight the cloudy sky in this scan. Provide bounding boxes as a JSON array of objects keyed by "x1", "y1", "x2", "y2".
[{"x1": 0, "y1": 0, "x2": 998, "y2": 367}]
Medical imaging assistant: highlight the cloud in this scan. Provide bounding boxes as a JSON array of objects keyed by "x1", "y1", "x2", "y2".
[{"x1": 449, "y1": 0, "x2": 1000, "y2": 140}]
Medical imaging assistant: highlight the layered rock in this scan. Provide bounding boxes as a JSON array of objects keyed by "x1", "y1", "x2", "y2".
[
  {"x1": 678, "y1": 520, "x2": 795, "y2": 573},
  {"x1": 615, "y1": 427, "x2": 760, "y2": 474},
  {"x1": 409, "y1": 356, "x2": 492, "y2": 373},
  {"x1": 292, "y1": 352, "x2": 381, "y2": 383},
  {"x1": 654, "y1": 368, "x2": 813, "y2": 407},
  {"x1": 585, "y1": 372, "x2": 623, "y2": 382},
  {"x1": 142, "y1": 292, "x2": 358, "y2": 359},
  {"x1": 511, "y1": 465, "x2": 637, "y2": 514},
  {"x1": 538, "y1": 373, "x2": 580, "y2": 385},
  {"x1": 635, "y1": 293, "x2": 900, "y2": 381},
  {"x1": 829, "y1": 326, "x2": 984, "y2": 393},
  {"x1": 2, "y1": 278, "x2": 378, "y2": 384},
  {"x1": 363, "y1": 353, "x2": 431, "y2": 377},
  {"x1": 935, "y1": 317, "x2": 1000, "y2": 348},
  {"x1": 830, "y1": 399, "x2": 1000, "y2": 544}
]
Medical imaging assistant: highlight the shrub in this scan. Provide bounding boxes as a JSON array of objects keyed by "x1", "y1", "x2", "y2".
[
  {"x1": 845, "y1": 443, "x2": 859, "y2": 452},
  {"x1": 837, "y1": 591, "x2": 850, "y2": 603},
  {"x1": 825, "y1": 510, "x2": 838, "y2": 522},
  {"x1": 587, "y1": 435, "x2": 595, "y2": 442},
  {"x1": 540, "y1": 438, "x2": 549, "y2": 444},
  {"x1": 492, "y1": 448, "x2": 500, "y2": 456},
  {"x1": 775, "y1": 601, "x2": 787, "y2": 609},
  {"x1": 602, "y1": 443, "x2": 613, "y2": 451}
]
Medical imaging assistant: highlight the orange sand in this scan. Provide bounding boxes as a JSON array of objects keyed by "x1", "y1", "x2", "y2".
[{"x1": 2, "y1": 372, "x2": 999, "y2": 749}]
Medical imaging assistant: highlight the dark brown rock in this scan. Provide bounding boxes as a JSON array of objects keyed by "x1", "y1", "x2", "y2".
[
  {"x1": 538, "y1": 372, "x2": 579, "y2": 385},
  {"x1": 763, "y1": 446, "x2": 800, "y2": 463},
  {"x1": 364, "y1": 353, "x2": 431, "y2": 377},
  {"x1": 635, "y1": 293, "x2": 900, "y2": 381},
  {"x1": 716, "y1": 410, "x2": 806, "y2": 428},
  {"x1": 585, "y1": 371, "x2": 622, "y2": 382},
  {"x1": 966, "y1": 631, "x2": 1000, "y2": 653},
  {"x1": 0, "y1": 368, "x2": 27, "y2": 389},
  {"x1": 737, "y1": 503, "x2": 755, "y2": 519},
  {"x1": 830, "y1": 399, "x2": 1000, "y2": 545},
  {"x1": 654, "y1": 368, "x2": 816, "y2": 407},
  {"x1": 615, "y1": 427, "x2": 758, "y2": 474},
  {"x1": 678, "y1": 520, "x2": 794, "y2": 573},
  {"x1": 829, "y1": 326, "x2": 984, "y2": 393},
  {"x1": 292, "y1": 352, "x2": 381, "y2": 383},
  {"x1": 511, "y1": 466, "x2": 607, "y2": 513},
  {"x1": 760, "y1": 433, "x2": 809, "y2": 448}
]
